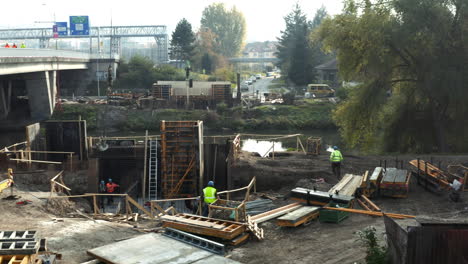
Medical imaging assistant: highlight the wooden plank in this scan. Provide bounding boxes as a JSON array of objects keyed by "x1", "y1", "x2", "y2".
[
  {"x1": 10, "y1": 159, "x2": 62, "y2": 164},
  {"x1": 322, "y1": 207, "x2": 415, "y2": 219},
  {"x1": 161, "y1": 215, "x2": 226, "y2": 229},
  {"x1": 250, "y1": 204, "x2": 303, "y2": 223},
  {"x1": 126, "y1": 196, "x2": 153, "y2": 219},
  {"x1": 249, "y1": 203, "x2": 300, "y2": 220},
  {"x1": 277, "y1": 206, "x2": 320, "y2": 221},
  {"x1": 162, "y1": 221, "x2": 245, "y2": 240},
  {"x1": 229, "y1": 233, "x2": 250, "y2": 246},
  {"x1": 277, "y1": 211, "x2": 319, "y2": 227},
  {"x1": 328, "y1": 174, "x2": 353, "y2": 194}
]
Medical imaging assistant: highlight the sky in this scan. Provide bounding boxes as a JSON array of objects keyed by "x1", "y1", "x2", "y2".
[{"x1": 0, "y1": 0, "x2": 344, "y2": 42}]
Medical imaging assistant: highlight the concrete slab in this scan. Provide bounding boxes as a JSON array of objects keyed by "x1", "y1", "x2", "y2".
[{"x1": 87, "y1": 233, "x2": 241, "y2": 264}]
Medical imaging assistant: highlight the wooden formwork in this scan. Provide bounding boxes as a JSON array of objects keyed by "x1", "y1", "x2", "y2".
[
  {"x1": 160, "y1": 121, "x2": 203, "y2": 199},
  {"x1": 161, "y1": 214, "x2": 246, "y2": 240},
  {"x1": 211, "y1": 84, "x2": 232, "y2": 105},
  {"x1": 152, "y1": 84, "x2": 172, "y2": 100}
]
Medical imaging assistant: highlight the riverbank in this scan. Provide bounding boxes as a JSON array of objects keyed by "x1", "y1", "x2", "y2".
[{"x1": 52, "y1": 100, "x2": 336, "y2": 134}]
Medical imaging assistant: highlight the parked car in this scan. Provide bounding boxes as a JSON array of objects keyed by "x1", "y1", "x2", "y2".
[{"x1": 255, "y1": 74, "x2": 262, "y2": 79}]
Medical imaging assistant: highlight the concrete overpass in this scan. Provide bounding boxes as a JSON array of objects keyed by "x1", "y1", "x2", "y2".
[
  {"x1": 0, "y1": 49, "x2": 118, "y2": 121},
  {"x1": 228, "y1": 57, "x2": 279, "y2": 63}
]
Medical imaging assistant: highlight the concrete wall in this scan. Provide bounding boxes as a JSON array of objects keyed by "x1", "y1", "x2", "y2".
[{"x1": 25, "y1": 71, "x2": 56, "y2": 120}]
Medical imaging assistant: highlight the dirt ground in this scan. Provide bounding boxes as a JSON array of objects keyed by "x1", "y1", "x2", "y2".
[
  {"x1": 0, "y1": 151, "x2": 466, "y2": 264},
  {"x1": 229, "y1": 152, "x2": 468, "y2": 264}
]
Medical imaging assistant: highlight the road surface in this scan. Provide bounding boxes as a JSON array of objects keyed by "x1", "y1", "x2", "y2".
[{"x1": 244, "y1": 77, "x2": 274, "y2": 99}]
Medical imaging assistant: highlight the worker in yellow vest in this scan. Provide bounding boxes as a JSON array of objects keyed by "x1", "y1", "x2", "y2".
[
  {"x1": 203, "y1": 181, "x2": 218, "y2": 216},
  {"x1": 330, "y1": 146, "x2": 344, "y2": 179}
]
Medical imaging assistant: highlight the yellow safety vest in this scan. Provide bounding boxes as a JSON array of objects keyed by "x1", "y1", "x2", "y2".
[
  {"x1": 330, "y1": 150, "x2": 343, "y2": 162},
  {"x1": 203, "y1": 186, "x2": 217, "y2": 204}
]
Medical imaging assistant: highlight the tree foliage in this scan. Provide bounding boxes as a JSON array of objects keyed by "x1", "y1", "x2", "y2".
[
  {"x1": 276, "y1": 5, "x2": 330, "y2": 87},
  {"x1": 192, "y1": 28, "x2": 227, "y2": 74},
  {"x1": 169, "y1": 18, "x2": 196, "y2": 62},
  {"x1": 318, "y1": 0, "x2": 468, "y2": 153},
  {"x1": 114, "y1": 55, "x2": 185, "y2": 90},
  {"x1": 200, "y1": 3, "x2": 247, "y2": 57}
]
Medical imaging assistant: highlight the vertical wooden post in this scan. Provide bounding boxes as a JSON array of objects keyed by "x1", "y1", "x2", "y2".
[
  {"x1": 143, "y1": 130, "x2": 148, "y2": 202},
  {"x1": 78, "y1": 116, "x2": 83, "y2": 161},
  {"x1": 69, "y1": 153, "x2": 73, "y2": 171},
  {"x1": 93, "y1": 195, "x2": 98, "y2": 215},
  {"x1": 296, "y1": 137, "x2": 299, "y2": 152},
  {"x1": 272, "y1": 143, "x2": 275, "y2": 160},
  {"x1": 125, "y1": 195, "x2": 129, "y2": 220}
]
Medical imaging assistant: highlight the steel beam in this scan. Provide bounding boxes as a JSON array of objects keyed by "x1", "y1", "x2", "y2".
[{"x1": 163, "y1": 227, "x2": 225, "y2": 255}]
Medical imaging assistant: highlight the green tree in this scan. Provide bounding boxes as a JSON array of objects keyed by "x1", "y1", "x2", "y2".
[
  {"x1": 318, "y1": 0, "x2": 468, "y2": 152},
  {"x1": 276, "y1": 4, "x2": 329, "y2": 87},
  {"x1": 192, "y1": 28, "x2": 227, "y2": 73},
  {"x1": 114, "y1": 56, "x2": 185, "y2": 90},
  {"x1": 201, "y1": 3, "x2": 246, "y2": 57},
  {"x1": 169, "y1": 18, "x2": 196, "y2": 63}
]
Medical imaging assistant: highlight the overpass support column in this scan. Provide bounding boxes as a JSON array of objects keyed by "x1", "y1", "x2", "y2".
[
  {"x1": 25, "y1": 71, "x2": 57, "y2": 120},
  {"x1": 0, "y1": 80, "x2": 12, "y2": 119}
]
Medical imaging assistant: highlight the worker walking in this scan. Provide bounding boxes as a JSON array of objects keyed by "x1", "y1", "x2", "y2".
[
  {"x1": 98, "y1": 180, "x2": 107, "y2": 211},
  {"x1": 106, "y1": 179, "x2": 119, "y2": 205},
  {"x1": 330, "y1": 146, "x2": 344, "y2": 179},
  {"x1": 202, "y1": 181, "x2": 218, "y2": 217}
]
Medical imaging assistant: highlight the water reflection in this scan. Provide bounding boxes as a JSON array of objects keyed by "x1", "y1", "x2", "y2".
[{"x1": 242, "y1": 139, "x2": 286, "y2": 157}]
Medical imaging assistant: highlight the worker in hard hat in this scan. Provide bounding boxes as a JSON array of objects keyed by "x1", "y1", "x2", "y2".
[
  {"x1": 106, "y1": 179, "x2": 119, "y2": 205},
  {"x1": 20, "y1": 43, "x2": 26, "y2": 48},
  {"x1": 330, "y1": 146, "x2": 344, "y2": 179},
  {"x1": 202, "y1": 181, "x2": 218, "y2": 217},
  {"x1": 99, "y1": 180, "x2": 107, "y2": 211}
]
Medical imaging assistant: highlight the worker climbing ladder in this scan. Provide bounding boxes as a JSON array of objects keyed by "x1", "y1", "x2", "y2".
[{"x1": 148, "y1": 140, "x2": 158, "y2": 200}]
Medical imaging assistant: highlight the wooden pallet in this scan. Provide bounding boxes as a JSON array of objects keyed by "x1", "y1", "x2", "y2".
[
  {"x1": 246, "y1": 215, "x2": 264, "y2": 240},
  {"x1": 161, "y1": 214, "x2": 246, "y2": 240},
  {"x1": 276, "y1": 206, "x2": 320, "y2": 227}
]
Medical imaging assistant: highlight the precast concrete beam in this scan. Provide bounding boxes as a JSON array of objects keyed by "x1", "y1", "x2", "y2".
[{"x1": 0, "y1": 80, "x2": 12, "y2": 119}]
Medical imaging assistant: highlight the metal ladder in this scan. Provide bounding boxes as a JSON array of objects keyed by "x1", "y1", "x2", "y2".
[{"x1": 148, "y1": 140, "x2": 158, "y2": 200}]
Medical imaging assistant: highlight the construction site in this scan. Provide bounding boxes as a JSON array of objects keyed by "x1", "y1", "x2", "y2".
[{"x1": 0, "y1": 118, "x2": 466, "y2": 264}]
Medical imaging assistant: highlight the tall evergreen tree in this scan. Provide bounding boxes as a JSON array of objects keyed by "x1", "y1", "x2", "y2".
[
  {"x1": 169, "y1": 18, "x2": 195, "y2": 63},
  {"x1": 276, "y1": 4, "x2": 327, "y2": 86}
]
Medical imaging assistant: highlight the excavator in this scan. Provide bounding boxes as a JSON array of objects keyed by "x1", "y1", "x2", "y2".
[{"x1": 0, "y1": 168, "x2": 13, "y2": 194}]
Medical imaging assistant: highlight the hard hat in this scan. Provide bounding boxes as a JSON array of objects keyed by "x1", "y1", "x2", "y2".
[
  {"x1": 333, "y1": 146, "x2": 338, "y2": 150},
  {"x1": 208, "y1": 181, "x2": 214, "y2": 187},
  {"x1": 108, "y1": 179, "x2": 113, "y2": 182}
]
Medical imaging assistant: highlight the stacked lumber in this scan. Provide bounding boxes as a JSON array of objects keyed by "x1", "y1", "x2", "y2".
[
  {"x1": 249, "y1": 203, "x2": 302, "y2": 223},
  {"x1": 409, "y1": 160, "x2": 450, "y2": 188},
  {"x1": 276, "y1": 206, "x2": 320, "y2": 227},
  {"x1": 329, "y1": 174, "x2": 363, "y2": 196},
  {"x1": 380, "y1": 168, "x2": 411, "y2": 198}
]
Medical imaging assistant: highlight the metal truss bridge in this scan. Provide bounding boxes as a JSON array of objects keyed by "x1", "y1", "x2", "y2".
[{"x1": 0, "y1": 25, "x2": 168, "y2": 63}]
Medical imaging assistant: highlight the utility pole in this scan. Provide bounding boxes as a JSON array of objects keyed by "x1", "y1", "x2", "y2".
[{"x1": 185, "y1": 62, "x2": 191, "y2": 109}]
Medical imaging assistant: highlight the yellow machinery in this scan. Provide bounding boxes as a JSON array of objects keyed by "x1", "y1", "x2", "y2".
[
  {"x1": 306, "y1": 84, "x2": 335, "y2": 98},
  {"x1": 0, "y1": 168, "x2": 13, "y2": 193}
]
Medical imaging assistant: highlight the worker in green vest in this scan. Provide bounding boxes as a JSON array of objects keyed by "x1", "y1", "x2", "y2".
[
  {"x1": 203, "y1": 181, "x2": 218, "y2": 216},
  {"x1": 330, "y1": 146, "x2": 344, "y2": 179}
]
